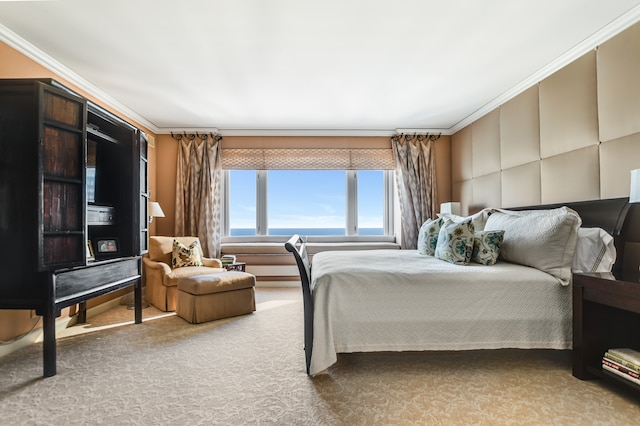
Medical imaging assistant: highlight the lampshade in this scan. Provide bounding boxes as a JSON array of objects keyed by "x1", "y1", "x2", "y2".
[
  {"x1": 440, "y1": 202, "x2": 461, "y2": 215},
  {"x1": 149, "y1": 201, "x2": 165, "y2": 218},
  {"x1": 630, "y1": 169, "x2": 640, "y2": 203}
]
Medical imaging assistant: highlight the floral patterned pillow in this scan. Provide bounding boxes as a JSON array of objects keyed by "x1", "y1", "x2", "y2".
[
  {"x1": 434, "y1": 218, "x2": 475, "y2": 265},
  {"x1": 472, "y1": 230, "x2": 505, "y2": 265},
  {"x1": 172, "y1": 239, "x2": 203, "y2": 268},
  {"x1": 417, "y1": 217, "x2": 444, "y2": 255}
]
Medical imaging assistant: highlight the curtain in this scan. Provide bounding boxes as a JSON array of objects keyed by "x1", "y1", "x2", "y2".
[
  {"x1": 392, "y1": 133, "x2": 439, "y2": 249},
  {"x1": 174, "y1": 133, "x2": 222, "y2": 258}
]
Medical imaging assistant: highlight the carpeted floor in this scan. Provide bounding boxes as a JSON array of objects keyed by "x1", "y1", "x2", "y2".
[{"x1": 1, "y1": 288, "x2": 639, "y2": 425}]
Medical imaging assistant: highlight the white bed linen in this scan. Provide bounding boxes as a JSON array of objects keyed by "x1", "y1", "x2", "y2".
[{"x1": 310, "y1": 249, "x2": 572, "y2": 375}]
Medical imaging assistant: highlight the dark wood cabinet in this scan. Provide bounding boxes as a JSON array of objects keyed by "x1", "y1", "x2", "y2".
[
  {"x1": 0, "y1": 79, "x2": 147, "y2": 377},
  {"x1": 573, "y1": 272, "x2": 640, "y2": 393}
]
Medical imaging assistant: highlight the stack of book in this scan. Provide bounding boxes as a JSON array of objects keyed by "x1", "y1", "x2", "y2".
[
  {"x1": 602, "y1": 348, "x2": 640, "y2": 385},
  {"x1": 221, "y1": 254, "x2": 236, "y2": 265}
]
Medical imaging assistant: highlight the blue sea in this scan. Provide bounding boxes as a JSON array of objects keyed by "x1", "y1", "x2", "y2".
[{"x1": 230, "y1": 228, "x2": 384, "y2": 236}]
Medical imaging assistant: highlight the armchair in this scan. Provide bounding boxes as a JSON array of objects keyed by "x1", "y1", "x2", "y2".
[{"x1": 143, "y1": 236, "x2": 225, "y2": 311}]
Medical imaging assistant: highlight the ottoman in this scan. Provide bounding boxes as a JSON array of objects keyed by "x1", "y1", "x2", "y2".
[{"x1": 176, "y1": 271, "x2": 256, "y2": 324}]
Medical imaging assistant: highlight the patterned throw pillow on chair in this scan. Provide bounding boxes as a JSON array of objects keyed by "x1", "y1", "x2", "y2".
[{"x1": 172, "y1": 239, "x2": 203, "y2": 268}]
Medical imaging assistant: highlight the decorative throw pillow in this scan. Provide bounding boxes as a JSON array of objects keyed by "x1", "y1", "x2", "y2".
[
  {"x1": 417, "y1": 217, "x2": 444, "y2": 255},
  {"x1": 172, "y1": 239, "x2": 203, "y2": 268},
  {"x1": 472, "y1": 230, "x2": 505, "y2": 265},
  {"x1": 434, "y1": 218, "x2": 475, "y2": 265}
]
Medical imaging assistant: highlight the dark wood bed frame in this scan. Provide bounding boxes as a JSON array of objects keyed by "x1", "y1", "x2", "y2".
[{"x1": 285, "y1": 197, "x2": 640, "y2": 375}]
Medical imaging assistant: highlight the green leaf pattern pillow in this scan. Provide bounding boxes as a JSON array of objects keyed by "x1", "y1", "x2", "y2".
[
  {"x1": 417, "y1": 217, "x2": 444, "y2": 255},
  {"x1": 472, "y1": 230, "x2": 505, "y2": 265},
  {"x1": 434, "y1": 218, "x2": 475, "y2": 265}
]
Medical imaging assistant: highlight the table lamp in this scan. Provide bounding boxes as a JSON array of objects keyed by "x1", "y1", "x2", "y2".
[
  {"x1": 149, "y1": 201, "x2": 165, "y2": 223},
  {"x1": 630, "y1": 169, "x2": 640, "y2": 203}
]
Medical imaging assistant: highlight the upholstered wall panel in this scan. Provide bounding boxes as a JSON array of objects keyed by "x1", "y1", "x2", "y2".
[
  {"x1": 539, "y1": 51, "x2": 599, "y2": 159},
  {"x1": 471, "y1": 109, "x2": 501, "y2": 177},
  {"x1": 597, "y1": 22, "x2": 640, "y2": 142},
  {"x1": 500, "y1": 86, "x2": 540, "y2": 169},
  {"x1": 451, "y1": 126, "x2": 472, "y2": 182},
  {"x1": 541, "y1": 146, "x2": 600, "y2": 204},
  {"x1": 472, "y1": 172, "x2": 501, "y2": 211},
  {"x1": 449, "y1": 23, "x2": 638, "y2": 213},
  {"x1": 501, "y1": 161, "x2": 541, "y2": 208},
  {"x1": 452, "y1": 180, "x2": 473, "y2": 215},
  {"x1": 600, "y1": 133, "x2": 640, "y2": 198}
]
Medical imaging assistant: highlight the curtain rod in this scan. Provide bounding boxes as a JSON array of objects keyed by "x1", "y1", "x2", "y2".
[{"x1": 171, "y1": 131, "x2": 222, "y2": 141}]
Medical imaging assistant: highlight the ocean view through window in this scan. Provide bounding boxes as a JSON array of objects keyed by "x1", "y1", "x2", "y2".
[{"x1": 227, "y1": 170, "x2": 386, "y2": 236}]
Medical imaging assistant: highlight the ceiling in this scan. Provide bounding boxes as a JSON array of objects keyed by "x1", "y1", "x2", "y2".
[{"x1": 1, "y1": 0, "x2": 640, "y2": 136}]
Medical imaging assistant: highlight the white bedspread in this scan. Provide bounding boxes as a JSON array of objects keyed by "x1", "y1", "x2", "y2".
[{"x1": 310, "y1": 249, "x2": 572, "y2": 375}]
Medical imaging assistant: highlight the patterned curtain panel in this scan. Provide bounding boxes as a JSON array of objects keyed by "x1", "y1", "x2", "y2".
[
  {"x1": 392, "y1": 134, "x2": 439, "y2": 249},
  {"x1": 174, "y1": 133, "x2": 222, "y2": 258}
]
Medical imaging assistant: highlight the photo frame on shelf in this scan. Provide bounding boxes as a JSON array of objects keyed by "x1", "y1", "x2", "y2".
[
  {"x1": 87, "y1": 240, "x2": 95, "y2": 260},
  {"x1": 96, "y1": 238, "x2": 119, "y2": 255}
]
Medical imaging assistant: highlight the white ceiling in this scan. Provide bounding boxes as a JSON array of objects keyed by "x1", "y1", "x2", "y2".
[{"x1": 1, "y1": 0, "x2": 640, "y2": 136}]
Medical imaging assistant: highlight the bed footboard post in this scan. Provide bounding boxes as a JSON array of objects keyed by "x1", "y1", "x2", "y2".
[{"x1": 285, "y1": 234, "x2": 314, "y2": 375}]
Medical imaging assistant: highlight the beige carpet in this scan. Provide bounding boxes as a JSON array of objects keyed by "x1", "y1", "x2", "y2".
[{"x1": 1, "y1": 288, "x2": 639, "y2": 425}]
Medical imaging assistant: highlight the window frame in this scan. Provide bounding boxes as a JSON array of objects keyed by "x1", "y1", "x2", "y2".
[{"x1": 222, "y1": 169, "x2": 395, "y2": 239}]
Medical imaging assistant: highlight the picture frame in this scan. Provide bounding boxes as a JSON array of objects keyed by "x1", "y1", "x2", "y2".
[
  {"x1": 87, "y1": 240, "x2": 95, "y2": 260},
  {"x1": 96, "y1": 238, "x2": 119, "y2": 255}
]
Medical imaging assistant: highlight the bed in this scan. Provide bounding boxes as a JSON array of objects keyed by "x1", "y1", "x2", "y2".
[{"x1": 285, "y1": 198, "x2": 640, "y2": 375}]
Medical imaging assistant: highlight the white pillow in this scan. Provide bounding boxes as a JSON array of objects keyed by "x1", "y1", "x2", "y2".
[
  {"x1": 438, "y1": 207, "x2": 494, "y2": 231},
  {"x1": 483, "y1": 207, "x2": 582, "y2": 286},
  {"x1": 572, "y1": 227, "x2": 616, "y2": 273}
]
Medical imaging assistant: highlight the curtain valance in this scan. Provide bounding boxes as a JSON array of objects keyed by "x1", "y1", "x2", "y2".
[{"x1": 221, "y1": 148, "x2": 395, "y2": 170}]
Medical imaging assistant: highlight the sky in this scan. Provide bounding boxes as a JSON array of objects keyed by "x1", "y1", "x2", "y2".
[{"x1": 229, "y1": 170, "x2": 383, "y2": 230}]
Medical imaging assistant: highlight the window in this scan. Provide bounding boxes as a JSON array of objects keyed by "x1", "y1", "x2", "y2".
[
  {"x1": 227, "y1": 170, "x2": 257, "y2": 236},
  {"x1": 224, "y1": 170, "x2": 393, "y2": 237}
]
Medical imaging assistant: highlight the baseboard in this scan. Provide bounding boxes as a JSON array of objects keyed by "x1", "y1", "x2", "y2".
[
  {"x1": 256, "y1": 281, "x2": 299, "y2": 288},
  {"x1": 0, "y1": 295, "x2": 124, "y2": 359}
]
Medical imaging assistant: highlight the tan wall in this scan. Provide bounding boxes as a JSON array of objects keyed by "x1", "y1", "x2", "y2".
[
  {"x1": 451, "y1": 22, "x2": 640, "y2": 214},
  {"x1": 0, "y1": 41, "x2": 158, "y2": 341}
]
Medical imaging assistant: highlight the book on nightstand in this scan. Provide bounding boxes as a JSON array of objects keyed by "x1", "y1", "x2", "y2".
[
  {"x1": 602, "y1": 348, "x2": 640, "y2": 385},
  {"x1": 604, "y1": 349, "x2": 640, "y2": 374}
]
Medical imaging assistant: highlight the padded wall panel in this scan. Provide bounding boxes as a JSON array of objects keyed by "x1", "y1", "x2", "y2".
[
  {"x1": 600, "y1": 133, "x2": 640, "y2": 198},
  {"x1": 501, "y1": 161, "x2": 541, "y2": 208},
  {"x1": 500, "y1": 86, "x2": 540, "y2": 169},
  {"x1": 541, "y1": 146, "x2": 600, "y2": 204},
  {"x1": 539, "y1": 51, "x2": 598, "y2": 158},
  {"x1": 472, "y1": 172, "x2": 501, "y2": 210},
  {"x1": 453, "y1": 180, "x2": 473, "y2": 215},
  {"x1": 451, "y1": 126, "x2": 472, "y2": 182},
  {"x1": 597, "y1": 21, "x2": 640, "y2": 142},
  {"x1": 471, "y1": 109, "x2": 501, "y2": 177}
]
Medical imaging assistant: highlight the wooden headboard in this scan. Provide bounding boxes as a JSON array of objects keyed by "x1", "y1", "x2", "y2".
[{"x1": 512, "y1": 197, "x2": 640, "y2": 280}]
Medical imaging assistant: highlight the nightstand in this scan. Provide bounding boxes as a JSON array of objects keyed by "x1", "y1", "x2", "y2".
[
  {"x1": 222, "y1": 262, "x2": 246, "y2": 272},
  {"x1": 573, "y1": 272, "x2": 640, "y2": 392}
]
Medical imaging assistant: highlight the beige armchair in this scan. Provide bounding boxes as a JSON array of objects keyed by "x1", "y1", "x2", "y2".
[{"x1": 143, "y1": 236, "x2": 225, "y2": 311}]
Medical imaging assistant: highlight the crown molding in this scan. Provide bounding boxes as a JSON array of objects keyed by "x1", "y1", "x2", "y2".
[
  {"x1": 159, "y1": 128, "x2": 399, "y2": 137},
  {"x1": 0, "y1": 23, "x2": 160, "y2": 134},
  {"x1": 448, "y1": 4, "x2": 640, "y2": 135}
]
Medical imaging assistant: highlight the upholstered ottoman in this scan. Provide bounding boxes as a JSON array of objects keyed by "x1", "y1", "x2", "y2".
[{"x1": 176, "y1": 271, "x2": 256, "y2": 324}]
